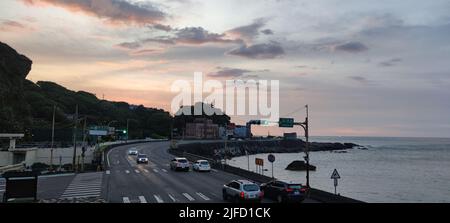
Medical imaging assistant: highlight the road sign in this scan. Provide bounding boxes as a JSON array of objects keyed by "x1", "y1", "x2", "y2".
[
  {"x1": 331, "y1": 169, "x2": 340, "y2": 179},
  {"x1": 89, "y1": 130, "x2": 108, "y2": 136},
  {"x1": 331, "y1": 169, "x2": 340, "y2": 195},
  {"x1": 255, "y1": 158, "x2": 264, "y2": 175},
  {"x1": 279, "y1": 118, "x2": 294, "y2": 128},
  {"x1": 255, "y1": 158, "x2": 264, "y2": 166},
  {"x1": 268, "y1": 154, "x2": 275, "y2": 163}
]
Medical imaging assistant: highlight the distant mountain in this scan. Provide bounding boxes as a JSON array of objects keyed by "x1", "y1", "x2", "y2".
[{"x1": 0, "y1": 42, "x2": 172, "y2": 142}]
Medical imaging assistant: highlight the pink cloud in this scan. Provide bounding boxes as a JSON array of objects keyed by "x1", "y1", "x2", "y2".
[{"x1": 20, "y1": 0, "x2": 166, "y2": 25}]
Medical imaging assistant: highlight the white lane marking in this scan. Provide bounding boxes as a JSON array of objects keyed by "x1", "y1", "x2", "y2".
[
  {"x1": 106, "y1": 170, "x2": 111, "y2": 175},
  {"x1": 123, "y1": 197, "x2": 131, "y2": 203},
  {"x1": 125, "y1": 170, "x2": 130, "y2": 174},
  {"x1": 143, "y1": 169, "x2": 149, "y2": 173},
  {"x1": 168, "y1": 194, "x2": 177, "y2": 202},
  {"x1": 139, "y1": 196, "x2": 147, "y2": 203},
  {"x1": 61, "y1": 191, "x2": 101, "y2": 197},
  {"x1": 161, "y1": 169, "x2": 167, "y2": 173},
  {"x1": 135, "y1": 169, "x2": 140, "y2": 173},
  {"x1": 153, "y1": 169, "x2": 159, "y2": 173},
  {"x1": 196, "y1": 192, "x2": 211, "y2": 201},
  {"x1": 211, "y1": 169, "x2": 218, "y2": 173},
  {"x1": 153, "y1": 195, "x2": 164, "y2": 203},
  {"x1": 182, "y1": 193, "x2": 195, "y2": 201}
]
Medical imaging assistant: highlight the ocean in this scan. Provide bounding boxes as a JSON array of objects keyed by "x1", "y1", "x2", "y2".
[{"x1": 228, "y1": 137, "x2": 450, "y2": 203}]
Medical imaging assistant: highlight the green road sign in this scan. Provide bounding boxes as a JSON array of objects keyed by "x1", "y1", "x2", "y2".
[{"x1": 279, "y1": 118, "x2": 294, "y2": 128}]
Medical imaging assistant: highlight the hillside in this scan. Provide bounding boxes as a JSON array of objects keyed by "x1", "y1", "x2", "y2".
[{"x1": 0, "y1": 42, "x2": 172, "y2": 143}]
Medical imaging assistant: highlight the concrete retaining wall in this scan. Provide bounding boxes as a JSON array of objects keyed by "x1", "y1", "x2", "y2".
[{"x1": 0, "y1": 146, "x2": 95, "y2": 167}]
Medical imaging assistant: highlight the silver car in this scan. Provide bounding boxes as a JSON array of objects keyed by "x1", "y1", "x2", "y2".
[
  {"x1": 222, "y1": 180, "x2": 263, "y2": 203},
  {"x1": 170, "y1": 157, "x2": 191, "y2": 171},
  {"x1": 128, "y1": 148, "x2": 138, "y2": 155}
]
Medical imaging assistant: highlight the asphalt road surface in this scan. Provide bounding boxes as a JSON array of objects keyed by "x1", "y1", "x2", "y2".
[
  {"x1": 105, "y1": 141, "x2": 241, "y2": 203},
  {"x1": 104, "y1": 141, "x2": 316, "y2": 203}
]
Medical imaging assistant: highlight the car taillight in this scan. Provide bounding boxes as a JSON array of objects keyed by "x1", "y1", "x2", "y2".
[
  {"x1": 240, "y1": 192, "x2": 245, "y2": 198},
  {"x1": 259, "y1": 191, "x2": 264, "y2": 197},
  {"x1": 300, "y1": 188, "x2": 307, "y2": 192},
  {"x1": 286, "y1": 188, "x2": 294, "y2": 193}
]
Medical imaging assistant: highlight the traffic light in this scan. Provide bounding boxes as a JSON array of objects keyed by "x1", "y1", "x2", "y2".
[{"x1": 123, "y1": 130, "x2": 127, "y2": 134}]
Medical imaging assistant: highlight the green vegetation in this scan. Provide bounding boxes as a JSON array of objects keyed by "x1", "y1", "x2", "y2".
[{"x1": 18, "y1": 80, "x2": 173, "y2": 142}]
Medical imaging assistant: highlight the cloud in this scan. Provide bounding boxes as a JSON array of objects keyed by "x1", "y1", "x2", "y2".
[
  {"x1": 129, "y1": 48, "x2": 164, "y2": 56},
  {"x1": 208, "y1": 67, "x2": 253, "y2": 78},
  {"x1": 0, "y1": 20, "x2": 30, "y2": 32},
  {"x1": 348, "y1": 76, "x2": 374, "y2": 85},
  {"x1": 20, "y1": 0, "x2": 166, "y2": 25},
  {"x1": 150, "y1": 24, "x2": 172, "y2": 31},
  {"x1": 261, "y1": 29, "x2": 274, "y2": 35},
  {"x1": 144, "y1": 27, "x2": 236, "y2": 45},
  {"x1": 175, "y1": 27, "x2": 232, "y2": 44},
  {"x1": 379, "y1": 58, "x2": 402, "y2": 67},
  {"x1": 334, "y1": 41, "x2": 369, "y2": 53},
  {"x1": 226, "y1": 18, "x2": 268, "y2": 43},
  {"x1": 227, "y1": 42, "x2": 285, "y2": 59},
  {"x1": 115, "y1": 41, "x2": 142, "y2": 49}
]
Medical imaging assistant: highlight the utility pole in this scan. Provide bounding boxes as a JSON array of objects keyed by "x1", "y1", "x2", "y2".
[
  {"x1": 305, "y1": 105, "x2": 310, "y2": 188},
  {"x1": 50, "y1": 105, "x2": 56, "y2": 171},
  {"x1": 72, "y1": 104, "x2": 78, "y2": 171},
  {"x1": 81, "y1": 118, "x2": 87, "y2": 172},
  {"x1": 126, "y1": 119, "x2": 130, "y2": 143}
]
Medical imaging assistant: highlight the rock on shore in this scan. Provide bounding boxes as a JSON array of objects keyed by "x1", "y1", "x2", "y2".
[
  {"x1": 175, "y1": 139, "x2": 361, "y2": 160},
  {"x1": 285, "y1": 160, "x2": 317, "y2": 171}
]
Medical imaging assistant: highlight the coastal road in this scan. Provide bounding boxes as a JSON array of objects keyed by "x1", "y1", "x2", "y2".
[
  {"x1": 104, "y1": 141, "x2": 315, "y2": 203},
  {"x1": 105, "y1": 141, "x2": 243, "y2": 203}
]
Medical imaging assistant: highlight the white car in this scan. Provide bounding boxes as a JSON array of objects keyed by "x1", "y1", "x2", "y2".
[
  {"x1": 170, "y1": 157, "x2": 191, "y2": 171},
  {"x1": 128, "y1": 148, "x2": 138, "y2": 155},
  {"x1": 193, "y1": 160, "x2": 211, "y2": 172}
]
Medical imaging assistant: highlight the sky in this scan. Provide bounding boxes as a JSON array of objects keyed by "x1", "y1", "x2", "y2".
[{"x1": 1, "y1": 0, "x2": 450, "y2": 137}]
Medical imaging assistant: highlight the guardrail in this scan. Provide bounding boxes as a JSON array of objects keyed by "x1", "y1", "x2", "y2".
[
  {"x1": 0, "y1": 163, "x2": 26, "y2": 175},
  {"x1": 169, "y1": 147, "x2": 364, "y2": 203},
  {"x1": 169, "y1": 149, "x2": 274, "y2": 183},
  {"x1": 102, "y1": 139, "x2": 167, "y2": 168}
]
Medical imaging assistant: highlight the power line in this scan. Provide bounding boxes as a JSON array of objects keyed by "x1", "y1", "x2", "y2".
[{"x1": 282, "y1": 105, "x2": 307, "y2": 117}]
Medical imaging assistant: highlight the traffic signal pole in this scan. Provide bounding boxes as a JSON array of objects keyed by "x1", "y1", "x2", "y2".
[{"x1": 294, "y1": 105, "x2": 310, "y2": 188}]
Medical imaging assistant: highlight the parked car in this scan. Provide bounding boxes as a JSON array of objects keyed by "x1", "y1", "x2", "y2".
[
  {"x1": 128, "y1": 148, "x2": 139, "y2": 156},
  {"x1": 170, "y1": 157, "x2": 190, "y2": 171},
  {"x1": 222, "y1": 180, "x2": 263, "y2": 203},
  {"x1": 260, "y1": 180, "x2": 308, "y2": 203},
  {"x1": 136, "y1": 154, "x2": 149, "y2": 164},
  {"x1": 193, "y1": 160, "x2": 211, "y2": 172}
]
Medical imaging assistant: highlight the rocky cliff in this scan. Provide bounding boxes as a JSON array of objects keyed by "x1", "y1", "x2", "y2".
[{"x1": 0, "y1": 42, "x2": 33, "y2": 132}]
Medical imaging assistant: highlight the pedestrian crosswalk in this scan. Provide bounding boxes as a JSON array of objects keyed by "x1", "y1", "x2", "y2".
[
  {"x1": 0, "y1": 178, "x2": 5, "y2": 193},
  {"x1": 121, "y1": 192, "x2": 212, "y2": 203},
  {"x1": 112, "y1": 168, "x2": 172, "y2": 175},
  {"x1": 60, "y1": 172, "x2": 103, "y2": 199}
]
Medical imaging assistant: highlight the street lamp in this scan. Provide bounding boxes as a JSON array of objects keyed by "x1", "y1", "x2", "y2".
[{"x1": 125, "y1": 118, "x2": 138, "y2": 142}]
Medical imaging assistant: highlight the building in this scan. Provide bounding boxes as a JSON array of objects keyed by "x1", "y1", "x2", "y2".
[
  {"x1": 184, "y1": 118, "x2": 219, "y2": 139},
  {"x1": 234, "y1": 125, "x2": 249, "y2": 139}
]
